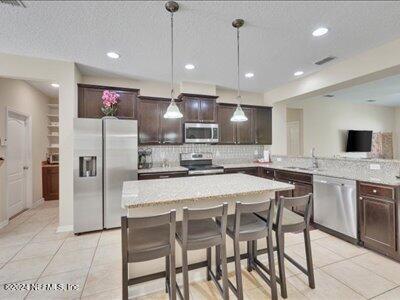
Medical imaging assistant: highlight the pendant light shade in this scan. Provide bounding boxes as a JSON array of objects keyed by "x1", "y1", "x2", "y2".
[
  {"x1": 231, "y1": 19, "x2": 247, "y2": 122},
  {"x1": 230, "y1": 104, "x2": 248, "y2": 122},
  {"x1": 164, "y1": 100, "x2": 183, "y2": 118},
  {"x1": 164, "y1": 1, "x2": 183, "y2": 119}
]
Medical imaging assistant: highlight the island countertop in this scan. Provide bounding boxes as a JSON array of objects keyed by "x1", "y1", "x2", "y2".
[{"x1": 122, "y1": 173, "x2": 294, "y2": 208}]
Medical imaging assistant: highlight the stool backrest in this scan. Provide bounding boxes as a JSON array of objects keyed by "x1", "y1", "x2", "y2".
[
  {"x1": 181, "y1": 203, "x2": 228, "y2": 246},
  {"x1": 277, "y1": 193, "x2": 313, "y2": 227},
  {"x1": 121, "y1": 210, "x2": 176, "y2": 262},
  {"x1": 234, "y1": 200, "x2": 274, "y2": 240}
]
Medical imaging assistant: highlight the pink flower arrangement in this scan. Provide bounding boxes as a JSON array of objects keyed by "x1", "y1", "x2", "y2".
[{"x1": 101, "y1": 90, "x2": 120, "y2": 116}]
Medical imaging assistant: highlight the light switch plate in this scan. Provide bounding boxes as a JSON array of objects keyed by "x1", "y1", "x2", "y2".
[
  {"x1": 370, "y1": 164, "x2": 381, "y2": 170},
  {"x1": 0, "y1": 137, "x2": 7, "y2": 147}
]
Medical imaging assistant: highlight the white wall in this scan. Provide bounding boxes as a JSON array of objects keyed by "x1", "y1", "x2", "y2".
[
  {"x1": 215, "y1": 87, "x2": 265, "y2": 106},
  {"x1": 0, "y1": 78, "x2": 50, "y2": 217},
  {"x1": 0, "y1": 53, "x2": 78, "y2": 231},
  {"x1": 286, "y1": 99, "x2": 396, "y2": 157}
]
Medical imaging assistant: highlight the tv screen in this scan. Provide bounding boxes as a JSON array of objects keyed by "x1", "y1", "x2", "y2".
[{"x1": 346, "y1": 130, "x2": 372, "y2": 152}]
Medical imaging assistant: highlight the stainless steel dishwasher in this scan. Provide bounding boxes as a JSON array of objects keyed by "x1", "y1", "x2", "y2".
[{"x1": 313, "y1": 175, "x2": 357, "y2": 239}]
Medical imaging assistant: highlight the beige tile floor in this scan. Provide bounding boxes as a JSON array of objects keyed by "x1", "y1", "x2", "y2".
[{"x1": 1, "y1": 201, "x2": 400, "y2": 299}]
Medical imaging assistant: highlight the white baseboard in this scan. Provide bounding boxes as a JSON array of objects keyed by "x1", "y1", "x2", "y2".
[
  {"x1": 56, "y1": 225, "x2": 73, "y2": 233},
  {"x1": 0, "y1": 219, "x2": 9, "y2": 229},
  {"x1": 33, "y1": 197, "x2": 44, "y2": 208}
]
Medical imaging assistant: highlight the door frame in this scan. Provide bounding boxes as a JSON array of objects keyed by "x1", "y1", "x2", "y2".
[{"x1": 4, "y1": 107, "x2": 33, "y2": 221}]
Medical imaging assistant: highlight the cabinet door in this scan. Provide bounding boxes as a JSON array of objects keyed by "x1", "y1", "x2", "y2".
[
  {"x1": 78, "y1": 86, "x2": 137, "y2": 119},
  {"x1": 43, "y1": 167, "x2": 59, "y2": 201},
  {"x1": 184, "y1": 98, "x2": 200, "y2": 122},
  {"x1": 236, "y1": 107, "x2": 254, "y2": 144},
  {"x1": 254, "y1": 107, "x2": 272, "y2": 145},
  {"x1": 360, "y1": 196, "x2": 396, "y2": 255},
  {"x1": 199, "y1": 99, "x2": 217, "y2": 123},
  {"x1": 138, "y1": 99, "x2": 160, "y2": 144},
  {"x1": 275, "y1": 179, "x2": 294, "y2": 199},
  {"x1": 218, "y1": 105, "x2": 236, "y2": 144},
  {"x1": 159, "y1": 101, "x2": 183, "y2": 144},
  {"x1": 292, "y1": 182, "x2": 313, "y2": 217}
]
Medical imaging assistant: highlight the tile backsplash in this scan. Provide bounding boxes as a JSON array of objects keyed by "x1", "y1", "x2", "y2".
[{"x1": 139, "y1": 144, "x2": 265, "y2": 166}]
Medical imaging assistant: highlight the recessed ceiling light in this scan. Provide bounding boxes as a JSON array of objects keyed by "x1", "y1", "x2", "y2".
[
  {"x1": 51, "y1": 83, "x2": 59, "y2": 88},
  {"x1": 185, "y1": 64, "x2": 195, "y2": 70},
  {"x1": 245, "y1": 72, "x2": 254, "y2": 78},
  {"x1": 366, "y1": 99, "x2": 376, "y2": 103},
  {"x1": 106, "y1": 52, "x2": 120, "y2": 59},
  {"x1": 312, "y1": 27, "x2": 329, "y2": 37},
  {"x1": 294, "y1": 71, "x2": 304, "y2": 76}
]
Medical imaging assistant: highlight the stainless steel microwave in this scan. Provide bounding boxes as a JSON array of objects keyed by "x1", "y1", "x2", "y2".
[{"x1": 184, "y1": 123, "x2": 219, "y2": 143}]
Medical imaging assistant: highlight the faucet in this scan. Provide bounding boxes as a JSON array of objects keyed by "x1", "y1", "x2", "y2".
[{"x1": 311, "y1": 148, "x2": 318, "y2": 169}]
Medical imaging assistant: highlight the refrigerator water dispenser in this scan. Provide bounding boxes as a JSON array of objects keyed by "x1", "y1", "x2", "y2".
[{"x1": 79, "y1": 156, "x2": 97, "y2": 177}]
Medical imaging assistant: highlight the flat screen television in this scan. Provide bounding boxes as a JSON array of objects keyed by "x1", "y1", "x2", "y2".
[{"x1": 346, "y1": 130, "x2": 372, "y2": 152}]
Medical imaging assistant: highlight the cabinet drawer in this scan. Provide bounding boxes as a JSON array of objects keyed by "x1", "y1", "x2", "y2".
[
  {"x1": 359, "y1": 182, "x2": 395, "y2": 200},
  {"x1": 138, "y1": 171, "x2": 187, "y2": 180},
  {"x1": 275, "y1": 170, "x2": 312, "y2": 184},
  {"x1": 225, "y1": 167, "x2": 258, "y2": 176}
]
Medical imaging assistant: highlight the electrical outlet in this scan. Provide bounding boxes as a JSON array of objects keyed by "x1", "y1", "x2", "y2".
[
  {"x1": 0, "y1": 137, "x2": 7, "y2": 147},
  {"x1": 277, "y1": 157, "x2": 282, "y2": 162},
  {"x1": 370, "y1": 164, "x2": 381, "y2": 170}
]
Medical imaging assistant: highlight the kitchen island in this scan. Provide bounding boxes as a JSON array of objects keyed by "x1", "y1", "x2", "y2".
[{"x1": 121, "y1": 173, "x2": 293, "y2": 288}]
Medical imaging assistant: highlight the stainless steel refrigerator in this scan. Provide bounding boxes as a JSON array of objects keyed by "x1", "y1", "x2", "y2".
[{"x1": 73, "y1": 118, "x2": 137, "y2": 234}]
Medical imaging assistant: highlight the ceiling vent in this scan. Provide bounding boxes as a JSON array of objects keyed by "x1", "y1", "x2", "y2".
[
  {"x1": 315, "y1": 56, "x2": 336, "y2": 66},
  {"x1": 0, "y1": 0, "x2": 26, "y2": 7}
]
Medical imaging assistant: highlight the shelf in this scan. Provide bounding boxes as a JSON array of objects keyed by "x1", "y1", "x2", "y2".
[
  {"x1": 48, "y1": 145, "x2": 59, "y2": 149},
  {"x1": 48, "y1": 104, "x2": 59, "y2": 108},
  {"x1": 48, "y1": 135, "x2": 59, "y2": 137},
  {"x1": 47, "y1": 125, "x2": 59, "y2": 128},
  {"x1": 47, "y1": 114, "x2": 59, "y2": 118}
]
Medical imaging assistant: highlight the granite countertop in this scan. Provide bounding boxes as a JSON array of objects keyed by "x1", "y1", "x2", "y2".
[
  {"x1": 122, "y1": 173, "x2": 293, "y2": 208},
  {"x1": 222, "y1": 162, "x2": 400, "y2": 186},
  {"x1": 138, "y1": 166, "x2": 188, "y2": 174}
]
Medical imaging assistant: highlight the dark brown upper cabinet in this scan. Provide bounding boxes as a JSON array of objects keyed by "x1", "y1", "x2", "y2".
[
  {"x1": 218, "y1": 104, "x2": 272, "y2": 145},
  {"x1": 138, "y1": 96, "x2": 183, "y2": 145},
  {"x1": 78, "y1": 84, "x2": 138, "y2": 119},
  {"x1": 179, "y1": 93, "x2": 218, "y2": 123},
  {"x1": 254, "y1": 107, "x2": 272, "y2": 145}
]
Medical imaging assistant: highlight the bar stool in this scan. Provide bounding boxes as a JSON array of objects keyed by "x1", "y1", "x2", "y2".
[
  {"x1": 175, "y1": 203, "x2": 229, "y2": 300},
  {"x1": 217, "y1": 200, "x2": 278, "y2": 300},
  {"x1": 121, "y1": 210, "x2": 177, "y2": 300},
  {"x1": 274, "y1": 194, "x2": 315, "y2": 298}
]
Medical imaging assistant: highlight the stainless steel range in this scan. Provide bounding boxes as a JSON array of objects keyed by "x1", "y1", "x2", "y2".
[{"x1": 180, "y1": 152, "x2": 224, "y2": 176}]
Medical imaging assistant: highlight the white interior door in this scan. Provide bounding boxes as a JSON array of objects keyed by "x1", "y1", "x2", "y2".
[
  {"x1": 287, "y1": 121, "x2": 300, "y2": 156},
  {"x1": 7, "y1": 113, "x2": 29, "y2": 218}
]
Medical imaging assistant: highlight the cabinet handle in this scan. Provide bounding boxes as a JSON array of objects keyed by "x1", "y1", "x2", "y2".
[{"x1": 159, "y1": 175, "x2": 170, "y2": 179}]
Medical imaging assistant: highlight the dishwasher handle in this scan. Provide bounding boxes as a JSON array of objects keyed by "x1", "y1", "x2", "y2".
[{"x1": 313, "y1": 179, "x2": 350, "y2": 187}]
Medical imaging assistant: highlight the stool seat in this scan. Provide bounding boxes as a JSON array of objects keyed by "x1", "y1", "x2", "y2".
[
  {"x1": 131, "y1": 224, "x2": 171, "y2": 254},
  {"x1": 273, "y1": 208, "x2": 304, "y2": 228},
  {"x1": 176, "y1": 218, "x2": 221, "y2": 244}
]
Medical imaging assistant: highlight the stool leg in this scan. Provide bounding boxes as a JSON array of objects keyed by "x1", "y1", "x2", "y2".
[
  {"x1": 234, "y1": 240, "x2": 243, "y2": 300},
  {"x1": 165, "y1": 256, "x2": 170, "y2": 293},
  {"x1": 170, "y1": 252, "x2": 177, "y2": 300},
  {"x1": 220, "y1": 242, "x2": 229, "y2": 300},
  {"x1": 247, "y1": 241, "x2": 253, "y2": 272},
  {"x1": 216, "y1": 245, "x2": 221, "y2": 280},
  {"x1": 276, "y1": 230, "x2": 287, "y2": 298},
  {"x1": 304, "y1": 228, "x2": 315, "y2": 289},
  {"x1": 207, "y1": 247, "x2": 212, "y2": 281},
  {"x1": 267, "y1": 234, "x2": 278, "y2": 300},
  {"x1": 182, "y1": 249, "x2": 190, "y2": 300},
  {"x1": 122, "y1": 261, "x2": 128, "y2": 300}
]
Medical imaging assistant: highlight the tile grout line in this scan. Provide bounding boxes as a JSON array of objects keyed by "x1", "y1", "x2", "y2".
[
  {"x1": 79, "y1": 232, "x2": 102, "y2": 299},
  {"x1": 368, "y1": 285, "x2": 400, "y2": 300}
]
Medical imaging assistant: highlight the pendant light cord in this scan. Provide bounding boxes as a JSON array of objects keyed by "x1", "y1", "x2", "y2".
[
  {"x1": 236, "y1": 27, "x2": 241, "y2": 105},
  {"x1": 170, "y1": 11, "x2": 174, "y2": 101}
]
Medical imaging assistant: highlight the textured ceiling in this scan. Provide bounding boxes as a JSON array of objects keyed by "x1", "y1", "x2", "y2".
[
  {"x1": 308, "y1": 74, "x2": 400, "y2": 107},
  {"x1": 1, "y1": 1, "x2": 400, "y2": 92}
]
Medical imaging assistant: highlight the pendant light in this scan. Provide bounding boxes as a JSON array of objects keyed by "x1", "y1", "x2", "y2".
[
  {"x1": 231, "y1": 19, "x2": 248, "y2": 122},
  {"x1": 164, "y1": 1, "x2": 183, "y2": 119}
]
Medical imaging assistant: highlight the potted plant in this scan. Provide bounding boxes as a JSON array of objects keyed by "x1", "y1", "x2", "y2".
[{"x1": 101, "y1": 90, "x2": 120, "y2": 117}]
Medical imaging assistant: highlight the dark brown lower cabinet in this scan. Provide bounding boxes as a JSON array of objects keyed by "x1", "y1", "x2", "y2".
[
  {"x1": 224, "y1": 167, "x2": 259, "y2": 176},
  {"x1": 42, "y1": 164, "x2": 59, "y2": 201},
  {"x1": 359, "y1": 182, "x2": 397, "y2": 258},
  {"x1": 138, "y1": 171, "x2": 188, "y2": 180}
]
